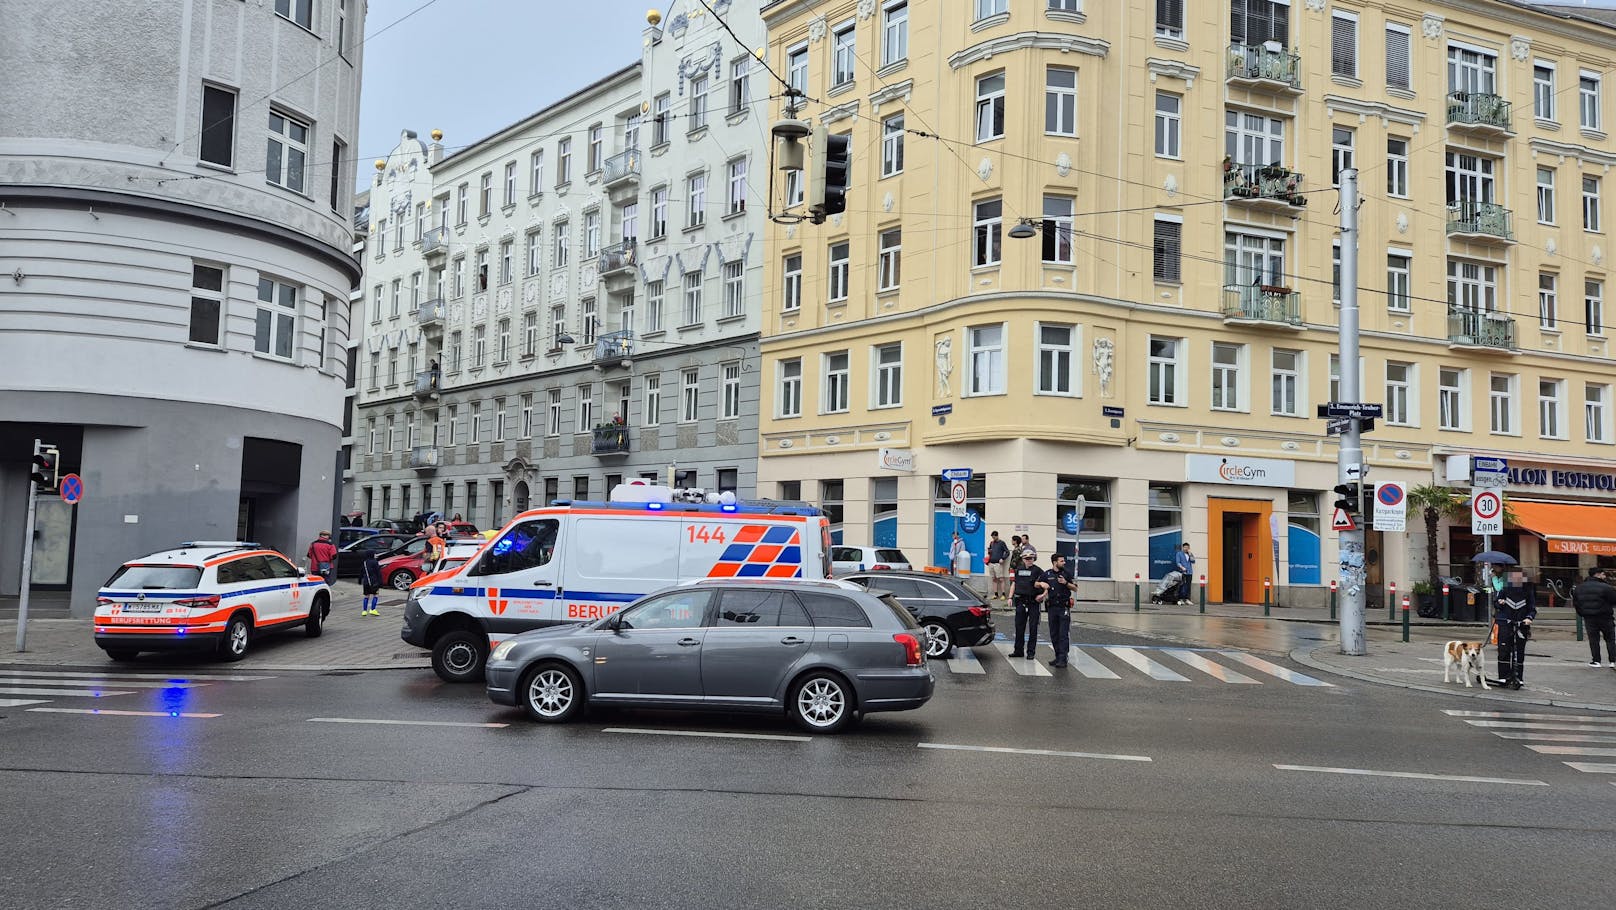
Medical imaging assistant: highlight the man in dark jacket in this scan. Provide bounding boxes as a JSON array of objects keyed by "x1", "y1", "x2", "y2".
[
  {"x1": 1493, "y1": 570, "x2": 1537, "y2": 689},
  {"x1": 1008, "y1": 548, "x2": 1042, "y2": 660},
  {"x1": 359, "y1": 552, "x2": 384, "y2": 617},
  {"x1": 1572, "y1": 568, "x2": 1616, "y2": 668},
  {"x1": 986, "y1": 531, "x2": 1010, "y2": 602}
]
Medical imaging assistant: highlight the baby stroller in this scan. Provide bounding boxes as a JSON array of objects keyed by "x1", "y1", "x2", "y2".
[{"x1": 1151, "y1": 569, "x2": 1185, "y2": 604}]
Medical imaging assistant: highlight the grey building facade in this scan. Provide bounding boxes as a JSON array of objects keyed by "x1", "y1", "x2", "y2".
[{"x1": 0, "y1": 0, "x2": 365, "y2": 614}]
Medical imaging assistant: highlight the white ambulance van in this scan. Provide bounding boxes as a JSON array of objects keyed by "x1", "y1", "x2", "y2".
[{"x1": 400, "y1": 483, "x2": 831, "y2": 682}]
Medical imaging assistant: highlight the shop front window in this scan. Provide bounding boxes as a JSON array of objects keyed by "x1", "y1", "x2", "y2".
[
  {"x1": 1054, "y1": 477, "x2": 1111, "y2": 578},
  {"x1": 1148, "y1": 483, "x2": 1183, "y2": 580},
  {"x1": 1286, "y1": 491, "x2": 1321, "y2": 584},
  {"x1": 932, "y1": 476, "x2": 987, "y2": 569},
  {"x1": 820, "y1": 480, "x2": 844, "y2": 546},
  {"x1": 872, "y1": 476, "x2": 899, "y2": 548}
]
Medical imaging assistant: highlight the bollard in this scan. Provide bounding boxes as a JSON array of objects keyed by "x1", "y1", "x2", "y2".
[
  {"x1": 1199, "y1": 574, "x2": 1207, "y2": 613},
  {"x1": 1401, "y1": 595, "x2": 1411, "y2": 642},
  {"x1": 1263, "y1": 577, "x2": 1271, "y2": 616},
  {"x1": 1329, "y1": 579, "x2": 1338, "y2": 621},
  {"x1": 1577, "y1": 613, "x2": 1585, "y2": 642},
  {"x1": 1388, "y1": 581, "x2": 1398, "y2": 622},
  {"x1": 1134, "y1": 573, "x2": 1141, "y2": 612},
  {"x1": 1442, "y1": 583, "x2": 1450, "y2": 622}
]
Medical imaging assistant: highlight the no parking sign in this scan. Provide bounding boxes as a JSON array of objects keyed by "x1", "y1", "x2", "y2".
[{"x1": 1373, "y1": 481, "x2": 1406, "y2": 532}]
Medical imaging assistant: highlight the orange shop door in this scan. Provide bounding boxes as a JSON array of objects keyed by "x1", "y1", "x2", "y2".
[{"x1": 1208, "y1": 498, "x2": 1273, "y2": 604}]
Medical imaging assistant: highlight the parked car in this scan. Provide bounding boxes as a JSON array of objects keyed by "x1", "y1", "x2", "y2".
[
  {"x1": 485, "y1": 578, "x2": 933, "y2": 733},
  {"x1": 369, "y1": 517, "x2": 422, "y2": 534},
  {"x1": 337, "y1": 526, "x2": 383, "y2": 547},
  {"x1": 840, "y1": 570, "x2": 995, "y2": 659},
  {"x1": 335, "y1": 533, "x2": 418, "y2": 578},
  {"x1": 380, "y1": 539, "x2": 483, "y2": 590},
  {"x1": 831, "y1": 545, "x2": 913, "y2": 575}
]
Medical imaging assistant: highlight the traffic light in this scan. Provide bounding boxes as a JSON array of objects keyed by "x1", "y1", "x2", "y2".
[
  {"x1": 30, "y1": 443, "x2": 59, "y2": 492},
  {"x1": 1332, "y1": 483, "x2": 1361, "y2": 516},
  {"x1": 806, "y1": 121, "x2": 851, "y2": 223}
]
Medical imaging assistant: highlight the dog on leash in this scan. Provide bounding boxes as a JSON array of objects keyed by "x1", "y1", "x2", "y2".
[{"x1": 1443, "y1": 640, "x2": 1490, "y2": 689}]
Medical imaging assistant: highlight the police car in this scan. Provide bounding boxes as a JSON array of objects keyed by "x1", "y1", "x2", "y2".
[{"x1": 94, "y1": 541, "x2": 331, "y2": 662}]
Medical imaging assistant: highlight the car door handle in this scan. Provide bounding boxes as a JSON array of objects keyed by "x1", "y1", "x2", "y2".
[
  {"x1": 780, "y1": 636, "x2": 807, "y2": 645},
  {"x1": 677, "y1": 637, "x2": 701, "y2": 647},
  {"x1": 531, "y1": 581, "x2": 554, "y2": 587}
]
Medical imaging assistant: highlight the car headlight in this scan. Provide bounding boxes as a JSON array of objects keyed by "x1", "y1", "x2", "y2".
[{"x1": 490, "y1": 641, "x2": 517, "y2": 662}]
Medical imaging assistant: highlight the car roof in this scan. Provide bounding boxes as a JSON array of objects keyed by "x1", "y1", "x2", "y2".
[
  {"x1": 128, "y1": 543, "x2": 283, "y2": 565},
  {"x1": 843, "y1": 569, "x2": 962, "y2": 583},
  {"x1": 679, "y1": 577, "x2": 866, "y2": 592}
]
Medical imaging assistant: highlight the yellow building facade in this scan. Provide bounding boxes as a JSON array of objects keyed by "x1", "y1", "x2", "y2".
[{"x1": 759, "y1": 0, "x2": 1616, "y2": 605}]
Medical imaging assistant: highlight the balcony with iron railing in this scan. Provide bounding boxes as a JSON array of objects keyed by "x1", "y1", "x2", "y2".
[
  {"x1": 603, "y1": 148, "x2": 641, "y2": 188},
  {"x1": 591, "y1": 425, "x2": 631, "y2": 456},
  {"x1": 1446, "y1": 200, "x2": 1514, "y2": 243},
  {"x1": 1446, "y1": 91, "x2": 1512, "y2": 133},
  {"x1": 593, "y1": 329, "x2": 635, "y2": 367},
  {"x1": 422, "y1": 226, "x2": 449, "y2": 257},
  {"x1": 416, "y1": 297, "x2": 445, "y2": 331},
  {"x1": 414, "y1": 369, "x2": 440, "y2": 398},
  {"x1": 598, "y1": 240, "x2": 638, "y2": 277},
  {"x1": 1447, "y1": 307, "x2": 1518, "y2": 350},
  {"x1": 1222, "y1": 285, "x2": 1304, "y2": 327},
  {"x1": 1222, "y1": 162, "x2": 1308, "y2": 210},
  {"x1": 1226, "y1": 43, "x2": 1302, "y2": 93},
  {"x1": 409, "y1": 445, "x2": 441, "y2": 470}
]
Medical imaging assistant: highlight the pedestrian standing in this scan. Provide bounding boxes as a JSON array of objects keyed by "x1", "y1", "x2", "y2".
[
  {"x1": 306, "y1": 531, "x2": 338, "y2": 588},
  {"x1": 1572, "y1": 567, "x2": 1616, "y2": 668},
  {"x1": 948, "y1": 532, "x2": 964, "y2": 576},
  {"x1": 359, "y1": 551, "x2": 384, "y2": 617},
  {"x1": 985, "y1": 531, "x2": 1010, "y2": 601},
  {"x1": 1036, "y1": 553, "x2": 1079, "y2": 668},
  {"x1": 1008, "y1": 547, "x2": 1042, "y2": 660},
  {"x1": 1493, "y1": 569, "x2": 1536, "y2": 690},
  {"x1": 1009, "y1": 535, "x2": 1024, "y2": 566},
  {"x1": 1175, "y1": 542, "x2": 1196, "y2": 604}
]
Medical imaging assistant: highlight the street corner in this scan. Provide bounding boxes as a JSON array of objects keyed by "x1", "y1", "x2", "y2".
[{"x1": 1292, "y1": 642, "x2": 1616, "y2": 713}]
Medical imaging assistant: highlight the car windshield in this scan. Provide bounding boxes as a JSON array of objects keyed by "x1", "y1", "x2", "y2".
[
  {"x1": 105, "y1": 564, "x2": 203, "y2": 590},
  {"x1": 877, "y1": 594, "x2": 922, "y2": 630},
  {"x1": 875, "y1": 549, "x2": 909, "y2": 563}
]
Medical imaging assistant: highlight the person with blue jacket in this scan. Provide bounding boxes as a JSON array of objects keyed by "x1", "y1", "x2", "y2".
[
  {"x1": 1493, "y1": 569, "x2": 1536, "y2": 690},
  {"x1": 1174, "y1": 542, "x2": 1196, "y2": 604},
  {"x1": 359, "y1": 551, "x2": 384, "y2": 617}
]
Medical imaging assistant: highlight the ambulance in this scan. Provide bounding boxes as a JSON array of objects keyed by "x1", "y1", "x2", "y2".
[{"x1": 399, "y1": 483, "x2": 830, "y2": 682}]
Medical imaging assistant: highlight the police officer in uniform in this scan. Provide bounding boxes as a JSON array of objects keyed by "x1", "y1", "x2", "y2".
[
  {"x1": 1494, "y1": 569, "x2": 1536, "y2": 690},
  {"x1": 1036, "y1": 553, "x2": 1079, "y2": 668},
  {"x1": 1008, "y1": 547, "x2": 1042, "y2": 660}
]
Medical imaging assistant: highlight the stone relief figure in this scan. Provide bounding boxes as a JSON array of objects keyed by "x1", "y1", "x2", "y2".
[
  {"x1": 935, "y1": 336, "x2": 953, "y2": 398},
  {"x1": 1092, "y1": 336, "x2": 1115, "y2": 396}
]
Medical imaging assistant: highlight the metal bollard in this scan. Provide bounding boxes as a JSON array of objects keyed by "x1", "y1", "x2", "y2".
[
  {"x1": 1134, "y1": 573, "x2": 1140, "y2": 612},
  {"x1": 1388, "y1": 581, "x2": 1398, "y2": 622},
  {"x1": 1199, "y1": 574, "x2": 1207, "y2": 613},
  {"x1": 1442, "y1": 583, "x2": 1450, "y2": 622},
  {"x1": 1329, "y1": 579, "x2": 1338, "y2": 621},
  {"x1": 1401, "y1": 595, "x2": 1411, "y2": 642},
  {"x1": 1263, "y1": 577, "x2": 1271, "y2": 616}
]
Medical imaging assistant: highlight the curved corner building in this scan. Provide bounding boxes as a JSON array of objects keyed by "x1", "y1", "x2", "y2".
[{"x1": 0, "y1": 0, "x2": 365, "y2": 614}]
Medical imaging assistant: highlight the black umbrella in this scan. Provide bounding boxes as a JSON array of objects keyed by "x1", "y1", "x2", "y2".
[{"x1": 1471, "y1": 550, "x2": 1517, "y2": 565}]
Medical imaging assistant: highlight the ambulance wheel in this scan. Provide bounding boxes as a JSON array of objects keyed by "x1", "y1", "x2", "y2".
[
  {"x1": 105, "y1": 649, "x2": 139, "y2": 662},
  {"x1": 304, "y1": 598, "x2": 324, "y2": 638},
  {"x1": 432, "y1": 630, "x2": 487, "y2": 683},
  {"x1": 218, "y1": 614, "x2": 251, "y2": 662},
  {"x1": 921, "y1": 621, "x2": 954, "y2": 660},
  {"x1": 389, "y1": 571, "x2": 416, "y2": 591},
  {"x1": 519, "y1": 662, "x2": 585, "y2": 723}
]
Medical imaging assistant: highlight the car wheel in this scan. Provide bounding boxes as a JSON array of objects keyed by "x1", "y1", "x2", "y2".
[
  {"x1": 218, "y1": 615, "x2": 251, "y2": 662},
  {"x1": 922, "y1": 621, "x2": 954, "y2": 660},
  {"x1": 520, "y1": 663, "x2": 585, "y2": 723},
  {"x1": 788, "y1": 671, "x2": 854, "y2": 734},
  {"x1": 304, "y1": 598, "x2": 324, "y2": 638},
  {"x1": 431, "y1": 629, "x2": 487, "y2": 683},
  {"x1": 389, "y1": 570, "x2": 416, "y2": 591},
  {"x1": 105, "y1": 649, "x2": 139, "y2": 662}
]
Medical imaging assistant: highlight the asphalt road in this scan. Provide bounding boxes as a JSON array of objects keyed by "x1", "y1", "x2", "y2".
[{"x1": 0, "y1": 625, "x2": 1610, "y2": 910}]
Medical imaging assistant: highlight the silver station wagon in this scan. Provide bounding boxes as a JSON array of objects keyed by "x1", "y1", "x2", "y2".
[{"x1": 485, "y1": 579, "x2": 935, "y2": 733}]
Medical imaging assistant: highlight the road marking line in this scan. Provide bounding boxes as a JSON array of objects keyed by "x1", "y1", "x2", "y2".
[
  {"x1": 1464, "y1": 720, "x2": 1616, "y2": 733},
  {"x1": 0, "y1": 698, "x2": 51, "y2": 708},
  {"x1": 993, "y1": 642, "x2": 1052, "y2": 677},
  {"x1": 1445, "y1": 709, "x2": 1616, "y2": 725},
  {"x1": 0, "y1": 686, "x2": 137, "y2": 698},
  {"x1": 307, "y1": 717, "x2": 510, "y2": 729},
  {"x1": 1161, "y1": 649, "x2": 1259, "y2": 684},
  {"x1": 1273, "y1": 764, "x2": 1547, "y2": 786},
  {"x1": 1222, "y1": 652, "x2": 1334, "y2": 686},
  {"x1": 1104, "y1": 647, "x2": 1189, "y2": 681},
  {"x1": 1564, "y1": 762, "x2": 1616, "y2": 773},
  {"x1": 919, "y1": 742, "x2": 1152, "y2": 762},
  {"x1": 1492, "y1": 731, "x2": 1616, "y2": 744},
  {"x1": 943, "y1": 647, "x2": 985, "y2": 675},
  {"x1": 601, "y1": 727, "x2": 810, "y2": 742},
  {"x1": 27, "y1": 708, "x2": 220, "y2": 718},
  {"x1": 1068, "y1": 648, "x2": 1121, "y2": 679},
  {"x1": 0, "y1": 678, "x2": 209, "y2": 690},
  {"x1": 0, "y1": 670, "x2": 272, "y2": 682},
  {"x1": 1528, "y1": 745, "x2": 1616, "y2": 756}
]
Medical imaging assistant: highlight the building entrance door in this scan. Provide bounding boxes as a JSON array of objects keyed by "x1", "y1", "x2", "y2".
[{"x1": 1208, "y1": 498, "x2": 1274, "y2": 605}]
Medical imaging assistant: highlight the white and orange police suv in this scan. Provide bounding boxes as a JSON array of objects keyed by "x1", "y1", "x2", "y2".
[
  {"x1": 400, "y1": 483, "x2": 831, "y2": 682},
  {"x1": 94, "y1": 541, "x2": 332, "y2": 662}
]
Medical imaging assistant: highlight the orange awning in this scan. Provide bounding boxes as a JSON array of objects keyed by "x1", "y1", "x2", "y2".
[{"x1": 1509, "y1": 500, "x2": 1616, "y2": 555}]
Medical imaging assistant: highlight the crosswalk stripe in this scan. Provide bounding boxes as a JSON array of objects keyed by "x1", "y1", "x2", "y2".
[
  {"x1": 1221, "y1": 652, "x2": 1334, "y2": 686},
  {"x1": 1106, "y1": 647, "x2": 1189, "y2": 681},
  {"x1": 0, "y1": 670, "x2": 273, "y2": 682},
  {"x1": 1529, "y1": 745, "x2": 1616, "y2": 757},
  {"x1": 943, "y1": 648, "x2": 985, "y2": 675},
  {"x1": 1445, "y1": 709, "x2": 1616, "y2": 725},
  {"x1": 0, "y1": 686, "x2": 137, "y2": 698},
  {"x1": 1491, "y1": 731, "x2": 1616, "y2": 744},
  {"x1": 1465, "y1": 720, "x2": 1616, "y2": 732},
  {"x1": 28, "y1": 708, "x2": 221, "y2": 719},
  {"x1": 1068, "y1": 648, "x2": 1121, "y2": 679},
  {"x1": 993, "y1": 642, "x2": 1052, "y2": 677},
  {"x1": 1274, "y1": 764, "x2": 1546, "y2": 786},
  {"x1": 1161, "y1": 649, "x2": 1259, "y2": 684},
  {"x1": 1564, "y1": 762, "x2": 1616, "y2": 773},
  {"x1": 0, "y1": 698, "x2": 51, "y2": 708}
]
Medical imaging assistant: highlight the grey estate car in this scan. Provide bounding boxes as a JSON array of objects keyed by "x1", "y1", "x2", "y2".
[{"x1": 485, "y1": 579, "x2": 935, "y2": 733}]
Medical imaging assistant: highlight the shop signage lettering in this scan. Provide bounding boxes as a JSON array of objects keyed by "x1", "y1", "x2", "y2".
[
  {"x1": 1185, "y1": 454, "x2": 1297, "y2": 487},
  {"x1": 1507, "y1": 467, "x2": 1616, "y2": 491}
]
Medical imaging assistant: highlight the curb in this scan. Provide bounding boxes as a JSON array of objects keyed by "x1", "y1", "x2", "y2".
[
  {"x1": 0, "y1": 658, "x2": 431, "y2": 673},
  {"x1": 1288, "y1": 646, "x2": 1616, "y2": 713}
]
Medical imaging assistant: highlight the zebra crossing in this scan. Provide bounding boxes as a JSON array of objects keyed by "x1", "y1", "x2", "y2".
[
  {"x1": 1445, "y1": 709, "x2": 1616, "y2": 778},
  {"x1": 937, "y1": 642, "x2": 1333, "y2": 687},
  {"x1": 0, "y1": 669, "x2": 272, "y2": 716}
]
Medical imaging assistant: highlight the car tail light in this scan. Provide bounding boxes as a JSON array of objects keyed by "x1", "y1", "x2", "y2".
[
  {"x1": 96, "y1": 597, "x2": 114, "y2": 605},
  {"x1": 968, "y1": 605, "x2": 990, "y2": 618},
  {"x1": 174, "y1": 595, "x2": 221, "y2": 608},
  {"x1": 893, "y1": 632, "x2": 923, "y2": 666}
]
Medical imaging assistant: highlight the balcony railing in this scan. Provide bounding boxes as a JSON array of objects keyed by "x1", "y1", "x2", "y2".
[
  {"x1": 409, "y1": 446, "x2": 441, "y2": 470},
  {"x1": 1446, "y1": 91, "x2": 1512, "y2": 132},
  {"x1": 1226, "y1": 43, "x2": 1301, "y2": 91},
  {"x1": 422, "y1": 226, "x2": 449, "y2": 256},
  {"x1": 1222, "y1": 163, "x2": 1308, "y2": 207},
  {"x1": 416, "y1": 297, "x2": 444, "y2": 329},
  {"x1": 1446, "y1": 200, "x2": 1514, "y2": 241},
  {"x1": 1448, "y1": 307, "x2": 1518, "y2": 350},
  {"x1": 593, "y1": 329, "x2": 635, "y2": 365},
  {"x1": 1222, "y1": 285, "x2": 1304, "y2": 326},
  {"x1": 591, "y1": 425, "x2": 631, "y2": 456},
  {"x1": 414, "y1": 369, "x2": 440, "y2": 397},
  {"x1": 598, "y1": 240, "x2": 638, "y2": 276},
  {"x1": 603, "y1": 148, "x2": 641, "y2": 187}
]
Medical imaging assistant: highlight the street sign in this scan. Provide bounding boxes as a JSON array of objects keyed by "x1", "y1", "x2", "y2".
[
  {"x1": 1344, "y1": 463, "x2": 1363, "y2": 481},
  {"x1": 930, "y1": 404, "x2": 953, "y2": 418},
  {"x1": 1101, "y1": 406, "x2": 1125, "y2": 418},
  {"x1": 940, "y1": 467, "x2": 973, "y2": 481},
  {"x1": 1473, "y1": 456, "x2": 1509, "y2": 488},
  {"x1": 58, "y1": 474, "x2": 84, "y2": 505},
  {"x1": 1373, "y1": 481, "x2": 1407, "y2": 532},
  {"x1": 948, "y1": 480, "x2": 968, "y2": 517},
  {"x1": 1471, "y1": 488, "x2": 1504, "y2": 535},
  {"x1": 1331, "y1": 507, "x2": 1357, "y2": 532},
  {"x1": 1319, "y1": 402, "x2": 1384, "y2": 419}
]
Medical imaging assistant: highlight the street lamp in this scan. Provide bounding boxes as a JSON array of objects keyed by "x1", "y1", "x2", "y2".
[
  {"x1": 556, "y1": 332, "x2": 577, "y2": 346},
  {"x1": 1007, "y1": 218, "x2": 1039, "y2": 240}
]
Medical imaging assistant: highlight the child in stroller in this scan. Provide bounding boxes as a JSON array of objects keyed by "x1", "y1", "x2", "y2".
[{"x1": 1151, "y1": 569, "x2": 1185, "y2": 604}]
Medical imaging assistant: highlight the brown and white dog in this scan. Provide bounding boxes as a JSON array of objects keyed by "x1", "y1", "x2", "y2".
[{"x1": 1443, "y1": 640, "x2": 1490, "y2": 689}]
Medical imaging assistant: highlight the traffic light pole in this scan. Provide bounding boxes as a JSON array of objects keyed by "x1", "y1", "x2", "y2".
[
  {"x1": 1337, "y1": 170, "x2": 1367, "y2": 657},
  {"x1": 16, "y1": 439, "x2": 42, "y2": 652}
]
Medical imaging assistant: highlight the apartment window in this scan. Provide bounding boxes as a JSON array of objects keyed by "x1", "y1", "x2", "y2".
[
  {"x1": 726, "y1": 158, "x2": 747, "y2": 215},
  {"x1": 557, "y1": 138, "x2": 572, "y2": 185},
  {"x1": 448, "y1": 331, "x2": 462, "y2": 373},
  {"x1": 254, "y1": 276, "x2": 296, "y2": 359},
  {"x1": 722, "y1": 261, "x2": 744, "y2": 318},
  {"x1": 525, "y1": 231, "x2": 542, "y2": 276},
  {"x1": 721, "y1": 363, "x2": 741, "y2": 420},
  {"x1": 471, "y1": 325, "x2": 487, "y2": 368},
  {"x1": 413, "y1": 202, "x2": 425, "y2": 242},
  {"x1": 1154, "y1": 92, "x2": 1181, "y2": 158},
  {"x1": 1210, "y1": 342, "x2": 1242, "y2": 411},
  {"x1": 787, "y1": 44, "x2": 809, "y2": 94},
  {"x1": 650, "y1": 187, "x2": 668, "y2": 239},
  {"x1": 975, "y1": 72, "x2": 1005, "y2": 142},
  {"x1": 583, "y1": 210, "x2": 601, "y2": 259},
  {"x1": 274, "y1": 0, "x2": 311, "y2": 29},
  {"x1": 199, "y1": 85, "x2": 237, "y2": 168},
  {"x1": 552, "y1": 220, "x2": 569, "y2": 268},
  {"x1": 493, "y1": 400, "x2": 506, "y2": 443},
  {"x1": 1042, "y1": 196, "x2": 1074, "y2": 264},
  {"x1": 881, "y1": 114, "x2": 905, "y2": 176},
  {"x1": 385, "y1": 416, "x2": 396, "y2": 453},
  {"x1": 976, "y1": 0, "x2": 1007, "y2": 19},
  {"x1": 1586, "y1": 176, "x2": 1603, "y2": 232},
  {"x1": 1153, "y1": 216, "x2": 1181, "y2": 283},
  {"x1": 1331, "y1": 127, "x2": 1354, "y2": 187},
  {"x1": 828, "y1": 242, "x2": 850, "y2": 302},
  {"x1": 549, "y1": 306, "x2": 566, "y2": 350},
  {"x1": 644, "y1": 375, "x2": 662, "y2": 426},
  {"x1": 676, "y1": 369, "x2": 698, "y2": 423},
  {"x1": 645, "y1": 281, "x2": 665, "y2": 333},
  {"x1": 189, "y1": 263, "x2": 224, "y2": 345},
  {"x1": 1588, "y1": 384, "x2": 1611, "y2": 443},
  {"x1": 523, "y1": 311, "x2": 538, "y2": 357},
  {"x1": 1231, "y1": 0, "x2": 1288, "y2": 45},
  {"x1": 475, "y1": 249, "x2": 490, "y2": 292},
  {"x1": 1155, "y1": 0, "x2": 1183, "y2": 39},
  {"x1": 682, "y1": 271, "x2": 703, "y2": 326},
  {"x1": 1588, "y1": 279, "x2": 1605, "y2": 335},
  {"x1": 1148, "y1": 337, "x2": 1182, "y2": 406},
  {"x1": 1049, "y1": 0, "x2": 1079, "y2": 9},
  {"x1": 386, "y1": 350, "x2": 398, "y2": 387},
  {"x1": 1447, "y1": 258, "x2": 1499, "y2": 312},
  {"x1": 389, "y1": 279, "x2": 401, "y2": 319},
  {"x1": 496, "y1": 240, "x2": 512, "y2": 286},
  {"x1": 966, "y1": 324, "x2": 1006, "y2": 396},
  {"x1": 547, "y1": 390, "x2": 562, "y2": 436},
  {"x1": 782, "y1": 254, "x2": 803, "y2": 311},
  {"x1": 529, "y1": 150, "x2": 544, "y2": 196},
  {"x1": 1384, "y1": 252, "x2": 1411, "y2": 313},
  {"x1": 778, "y1": 360, "x2": 803, "y2": 417},
  {"x1": 1541, "y1": 379, "x2": 1566, "y2": 439},
  {"x1": 366, "y1": 418, "x2": 376, "y2": 454},
  {"x1": 1045, "y1": 67, "x2": 1076, "y2": 136},
  {"x1": 621, "y1": 202, "x2": 639, "y2": 244},
  {"x1": 1385, "y1": 362, "x2": 1413, "y2": 426},
  {"x1": 452, "y1": 257, "x2": 467, "y2": 299},
  {"x1": 1037, "y1": 323, "x2": 1077, "y2": 396},
  {"x1": 1386, "y1": 138, "x2": 1409, "y2": 197},
  {"x1": 785, "y1": 170, "x2": 804, "y2": 208},
  {"x1": 873, "y1": 343, "x2": 902, "y2": 408},
  {"x1": 495, "y1": 318, "x2": 510, "y2": 364},
  {"x1": 883, "y1": 1, "x2": 908, "y2": 65},
  {"x1": 456, "y1": 184, "x2": 468, "y2": 224},
  {"x1": 580, "y1": 297, "x2": 597, "y2": 345},
  {"x1": 833, "y1": 21, "x2": 856, "y2": 86},
  {"x1": 1583, "y1": 71, "x2": 1603, "y2": 131},
  {"x1": 1271, "y1": 349, "x2": 1300, "y2": 416},
  {"x1": 587, "y1": 124, "x2": 603, "y2": 173},
  {"x1": 823, "y1": 351, "x2": 850, "y2": 413},
  {"x1": 1331, "y1": 10, "x2": 1358, "y2": 79},
  {"x1": 729, "y1": 58, "x2": 751, "y2": 115},
  {"x1": 686, "y1": 172, "x2": 707, "y2": 228},
  {"x1": 1490, "y1": 373, "x2": 1516, "y2": 435},
  {"x1": 1539, "y1": 273, "x2": 1559, "y2": 330},
  {"x1": 578, "y1": 385, "x2": 594, "y2": 431},
  {"x1": 689, "y1": 77, "x2": 709, "y2": 130},
  {"x1": 877, "y1": 229, "x2": 902, "y2": 291},
  {"x1": 503, "y1": 161, "x2": 517, "y2": 206},
  {"x1": 652, "y1": 93, "x2": 671, "y2": 146},
  {"x1": 1439, "y1": 367, "x2": 1467, "y2": 431},
  {"x1": 446, "y1": 406, "x2": 458, "y2": 446},
  {"x1": 1538, "y1": 167, "x2": 1557, "y2": 224},
  {"x1": 973, "y1": 198, "x2": 1002, "y2": 267},
  {"x1": 1535, "y1": 62, "x2": 1557, "y2": 121},
  {"x1": 265, "y1": 110, "x2": 308, "y2": 193},
  {"x1": 479, "y1": 172, "x2": 492, "y2": 217},
  {"x1": 1448, "y1": 45, "x2": 1497, "y2": 96},
  {"x1": 1385, "y1": 24, "x2": 1411, "y2": 90},
  {"x1": 1225, "y1": 110, "x2": 1285, "y2": 169}
]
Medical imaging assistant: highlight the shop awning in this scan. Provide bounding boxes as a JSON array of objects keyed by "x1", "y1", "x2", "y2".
[{"x1": 1509, "y1": 501, "x2": 1616, "y2": 555}]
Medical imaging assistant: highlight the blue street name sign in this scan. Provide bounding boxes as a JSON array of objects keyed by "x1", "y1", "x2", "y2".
[{"x1": 930, "y1": 404, "x2": 953, "y2": 417}]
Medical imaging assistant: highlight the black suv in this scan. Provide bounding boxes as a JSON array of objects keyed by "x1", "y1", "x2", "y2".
[{"x1": 840, "y1": 570, "x2": 996, "y2": 659}]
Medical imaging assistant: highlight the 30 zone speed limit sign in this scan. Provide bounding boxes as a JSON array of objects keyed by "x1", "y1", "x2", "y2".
[
  {"x1": 948, "y1": 480, "x2": 968, "y2": 517},
  {"x1": 1471, "y1": 488, "x2": 1504, "y2": 535}
]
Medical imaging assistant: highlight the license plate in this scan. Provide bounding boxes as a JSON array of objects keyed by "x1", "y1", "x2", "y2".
[{"x1": 122, "y1": 603, "x2": 163, "y2": 614}]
